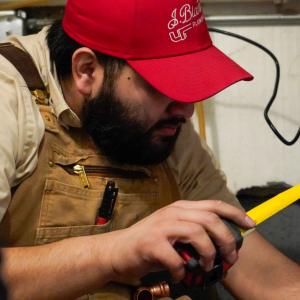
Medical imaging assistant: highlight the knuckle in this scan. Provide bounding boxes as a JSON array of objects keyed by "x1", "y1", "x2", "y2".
[
  {"x1": 184, "y1": 227, "x2": 206, "y2": 247},
  {"x1": 227, "y1": 235, "x2": 236, "y2": 247},
  {"x1": 201, "y1": 244, "x2": 216, "y2": 259},
  {"x1": 213, "y1": 199, "x2": 224, "y2": 207},
  {"x1": 204, "y1": 250, "x2": 216, "y2": 261},
  {"x1": 188, "y1": 225, "x2": 204, "y2": 237},
  {"x1": 221, "y1": 244, "x2": 235, "y2": 256},
  {"x1": 233, "y1": 208, "x2": 245, "y2": 218},
  {"x1": 222, "y1": 231, "x2": 236, "y2": 246},
  {"x1": 205, "y1": 212, "x2": 220, "y2": 226},
  {"x1": 219, "y1": 240, "x2": 237, "y2": 256},
  {"x1": 217, "y1": 232, "x2": 236, "y2": 252},
  {"x1": 232, "y1": 208, "x2": 244, "y2": 217}
]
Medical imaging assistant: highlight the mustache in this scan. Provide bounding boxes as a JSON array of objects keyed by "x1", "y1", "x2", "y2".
[{"x1": 152, "y1": 116, "x2": 186, "y2": 130}]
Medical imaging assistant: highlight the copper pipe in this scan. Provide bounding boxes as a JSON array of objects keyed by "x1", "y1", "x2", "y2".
[{"x1": 134, "y1": 281, "x2": 170, "y2": 300}]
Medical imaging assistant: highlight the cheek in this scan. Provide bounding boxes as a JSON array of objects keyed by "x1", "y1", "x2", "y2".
[
  {"x1": 143, "y1": 108, "x2": 163, "y2": 128},
  {"x1": 143, "y1": 101, "x2": 170, "y2": 128},
  {"x1": 114, "y1": 90, "x2": 159, "y2": 129},
  {"x1": 115, "y1": 67, "x2": 144, "y2": 102},
  {"x1": 115, "y1": 69, "x2": 170, "y2": 128},
  {"x1": 115, "y1": 78, "x2": 146, "y2": 110}
]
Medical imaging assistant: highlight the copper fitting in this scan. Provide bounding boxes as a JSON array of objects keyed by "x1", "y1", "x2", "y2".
[{"x1": 134, "y1": 281, "x2": 170, "y2": 300}]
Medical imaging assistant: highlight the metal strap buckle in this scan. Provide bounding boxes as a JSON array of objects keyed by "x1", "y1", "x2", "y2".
[{"x1": 32, "y1": 88, "x2": 49, "y2": 105}]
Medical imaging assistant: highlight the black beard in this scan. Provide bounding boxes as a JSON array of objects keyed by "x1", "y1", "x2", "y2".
[{"x1": 81, "y1": 91, "x2": 185, "y2": 166}]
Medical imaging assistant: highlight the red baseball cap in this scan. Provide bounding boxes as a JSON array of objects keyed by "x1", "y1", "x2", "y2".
[{"x1": 63, "y1": 0, "x2": 253, "y2": 103}]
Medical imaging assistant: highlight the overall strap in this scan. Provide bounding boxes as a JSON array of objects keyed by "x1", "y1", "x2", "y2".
[{"x1": 0, "y1": 42, "x2": 49, "y2": 104}]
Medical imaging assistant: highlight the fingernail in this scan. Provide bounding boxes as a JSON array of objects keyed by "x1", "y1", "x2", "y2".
[{"x1": 245, "y1": 216, "x2": 256, "y2": 227}]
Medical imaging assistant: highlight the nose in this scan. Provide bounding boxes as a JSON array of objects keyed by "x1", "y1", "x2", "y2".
[{"x1": 167, "y1": 101, "x2": 195, "y2": 119}]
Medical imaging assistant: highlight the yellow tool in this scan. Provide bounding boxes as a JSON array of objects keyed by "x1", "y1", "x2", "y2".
[{"x1": 241, "y1": 184, "x2": 300, "y2": 235}]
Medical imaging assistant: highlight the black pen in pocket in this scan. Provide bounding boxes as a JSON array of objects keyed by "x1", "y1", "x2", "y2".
[{"x1": 95, "y1": 180, "x2": 118, "y2": 225}]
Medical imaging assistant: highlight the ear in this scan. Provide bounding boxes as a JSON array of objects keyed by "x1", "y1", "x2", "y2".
[{"x1": 71, "y1": 48, "x2": 104, "y2": 97}]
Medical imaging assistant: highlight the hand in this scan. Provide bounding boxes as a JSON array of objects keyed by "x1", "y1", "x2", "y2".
[{"x1": 100, "y1": 200, "x2": 256, "y2": 284}]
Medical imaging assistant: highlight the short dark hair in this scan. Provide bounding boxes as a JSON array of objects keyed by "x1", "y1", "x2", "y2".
[{"x1": 47, "y1": 20, "x2": 125, "y2": 92}]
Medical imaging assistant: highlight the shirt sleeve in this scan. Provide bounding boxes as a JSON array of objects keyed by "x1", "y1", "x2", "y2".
[
  {"x1": 0, "y1": 69, "x2": 20, "y2": 220},
  {"x1": 167, "y1": 120, "x2": 242, "y2": 209},
  {"x1": 0, "y1": 56, "x2": 44, "y2": 221}
]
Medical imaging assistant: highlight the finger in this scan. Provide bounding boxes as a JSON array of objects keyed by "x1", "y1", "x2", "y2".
[
  {"x1": 166, "y1": 222, "x2": 217, "y2": 272},
  {"x1": 151, "y1": 242, "x2": 186, "y2": 283},
  {"x1": 199, "y1": 213, "x2": 238, "y2": 264},
  {"x1": 170, "y1": 200, "x2": 256, "y2": 228},
  {"x1": 165, "y1": 210, "x2": 239, "y2": 265}
]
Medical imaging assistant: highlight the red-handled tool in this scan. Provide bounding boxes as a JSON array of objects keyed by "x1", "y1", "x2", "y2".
[
  {"x1": 174, "y1": 219, "x2": 244, "y2": 289},
  {"x1": 135, "y1": 185, "x2": 300, "y2": 299}
]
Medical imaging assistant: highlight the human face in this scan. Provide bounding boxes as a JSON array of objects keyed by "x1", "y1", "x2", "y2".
[{"x1": 82, "y1": 65, "x2": 194, "y2": 165}]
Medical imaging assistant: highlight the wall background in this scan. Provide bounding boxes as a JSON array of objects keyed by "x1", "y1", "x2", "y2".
[{"x1": 194, "y1": 22, "x2": 300, "y2": 193}]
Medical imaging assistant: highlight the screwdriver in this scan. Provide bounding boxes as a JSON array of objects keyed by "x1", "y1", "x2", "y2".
[{"x1": 179, "y1": 183, "x2": 300, "y2": 288}]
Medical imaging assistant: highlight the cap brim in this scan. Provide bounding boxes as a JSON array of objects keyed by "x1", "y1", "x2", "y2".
[{"x1": 127, "y1": 45, "x2": 253, "y2": 103}]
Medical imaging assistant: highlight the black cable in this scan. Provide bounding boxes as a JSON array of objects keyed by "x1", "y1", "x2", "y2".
[{"x1": 208, "y1": 27, "x2": 300, "y2": 146}]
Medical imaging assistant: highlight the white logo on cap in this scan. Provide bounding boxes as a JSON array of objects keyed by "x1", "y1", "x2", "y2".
[{"x1": 168, "y1": 0, "x2": 204, "y2": 43}]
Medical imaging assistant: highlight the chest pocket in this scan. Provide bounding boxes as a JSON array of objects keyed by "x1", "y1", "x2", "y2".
[{"x1": 35, "y1": 150, "x2": 166, "y2": 245}]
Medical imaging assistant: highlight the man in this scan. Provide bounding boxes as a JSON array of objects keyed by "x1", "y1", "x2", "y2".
[{"x1": 0, "y1": 0, "x2": 299, "y2": 299}]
